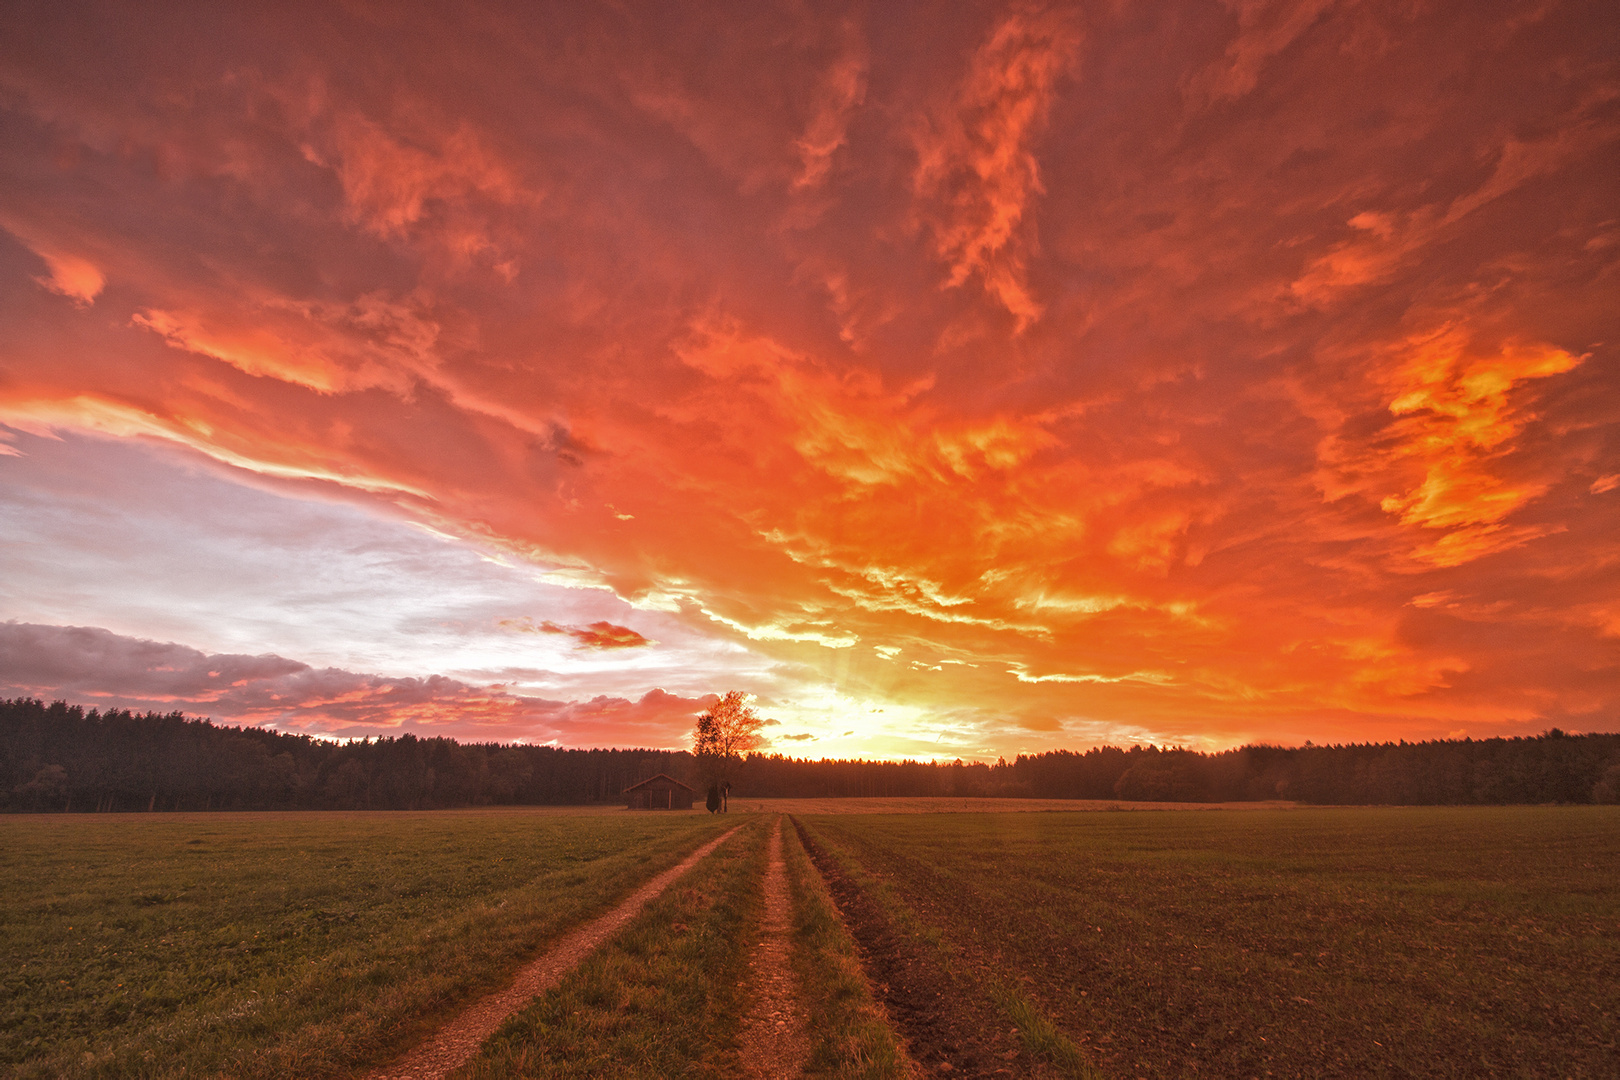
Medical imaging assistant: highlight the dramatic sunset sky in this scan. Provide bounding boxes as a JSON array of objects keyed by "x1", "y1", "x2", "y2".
[{"x1": 1, "y1": 1, "x2": 1615, "y2": 758}]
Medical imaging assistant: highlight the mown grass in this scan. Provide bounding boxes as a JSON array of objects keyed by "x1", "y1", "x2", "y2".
[
  {"x1": 0, "y1": 808, "x2": 734, "y2": 1078},
  {"x1": 459, "y1": 816, "x2": 769, "y2": 1078},
  {"x1": 802, "y1": 806, "x2": 1620, "y2": 1078},
  {"x1": 779, "y1": 818, "x2": 912, "y2": 1079}
]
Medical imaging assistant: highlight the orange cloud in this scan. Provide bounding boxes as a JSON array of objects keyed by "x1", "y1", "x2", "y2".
[
  {"x1": 1187, "y1": 0, "x2": 1338, "y2": 106},
  {"x1": 132, "y1": 297, "x2": 438, "y2": 395},
  {"x1": 34, "y1": 249, "x2": 105, "y2": 305},
  {"x1": 912, "y1": 5, "x2": 1079, "y2": 330},
  {"x1": 0, "y1": 218, "x2": 107, "y2": 305},
  {"x1": 1370, "y1": 327, "x2": 1583, "y2": 565},
  {"x1": 792, "y1": 24, "x2": 867, "y2": 192}
]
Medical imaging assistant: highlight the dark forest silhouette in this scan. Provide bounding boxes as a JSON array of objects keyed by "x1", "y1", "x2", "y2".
[{"x1": 3, "y1": 698, "x2": 1617, "y2": 812}]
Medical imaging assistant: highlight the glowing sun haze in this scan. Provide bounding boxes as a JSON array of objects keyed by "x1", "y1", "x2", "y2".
[{"x1": 1, "y1": 1, "x2": 1615, "y2": 757}]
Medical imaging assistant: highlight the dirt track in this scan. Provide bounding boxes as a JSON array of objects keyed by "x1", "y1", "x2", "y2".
[
  {"x1": 370, "y1": 815, "x2": 1041, "y2": 1079},
  {"x1": 365, "y1": 825, "x2": 742, "y2": 1080},
  {"x1": 737, "y1": 817, "x2": 811, "y2": 1078}
]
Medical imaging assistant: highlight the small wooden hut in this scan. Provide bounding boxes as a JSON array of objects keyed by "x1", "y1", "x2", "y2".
[{"x1": 623, "y1": 774, "x2": 695, "y2": 810}]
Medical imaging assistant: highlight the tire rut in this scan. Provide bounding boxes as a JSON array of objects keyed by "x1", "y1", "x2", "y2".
[
  {"x1": 793, "y1": 818, "x2": 1059, "y2": 1079},
  {"x1": 365, "y1": 825, "x2": 743, "y2": 1080}
]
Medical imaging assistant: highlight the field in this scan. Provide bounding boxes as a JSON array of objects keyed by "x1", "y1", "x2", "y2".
[
  {"x1": 0, "y1": 808, "x2": 733, "y2": 1078},
  {"x1": 799, "y1": 806, "x2": 1620, "y2": 1078},
  {"x1": 461, "y1": 816, "x2": 907, "y2": 1079},
  {"x1": 729, "y1": 797, "x2": 1287, "y2": 815},
  {"x1": 4, "y1": 803, "x2": 1616, "y2": 1079}
]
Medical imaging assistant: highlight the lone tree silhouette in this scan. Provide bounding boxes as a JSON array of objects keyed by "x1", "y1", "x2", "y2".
[{"x1": 692, "y1": 690, "x2": 765, "y2": 812}]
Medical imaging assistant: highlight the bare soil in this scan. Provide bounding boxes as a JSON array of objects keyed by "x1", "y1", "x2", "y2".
[
  {"x1": 794, "y1": 819, "x2": 1061, "y2": 1079},
  {"x1": 364, "y1": 825, "x2": 742, "y2": 1080},
  {"x1": 737, "y1": 817, "x2": 812, "y2": 1078}
]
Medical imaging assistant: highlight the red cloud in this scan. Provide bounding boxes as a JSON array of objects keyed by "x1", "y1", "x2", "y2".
[{"x1": 500, "y1": 618, "x2": 652, "y2": 650}]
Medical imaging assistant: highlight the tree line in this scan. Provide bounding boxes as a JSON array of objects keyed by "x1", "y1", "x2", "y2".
[
  {"x1": 1, "y1": 699, "x2": 685, "y2": 812},
  {"x1": 3, "y1": 697, "x2": 1618, "y2": 812}
]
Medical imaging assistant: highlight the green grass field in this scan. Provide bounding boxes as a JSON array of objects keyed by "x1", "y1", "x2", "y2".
[
  {"x1": 0, "y1": 808, "x2": 733, "y2": 1079},
  {"x1": 800, "y1": 806, "x2": 1620, "y2": 1078},
  {"x1": 8, "y1": 804, "x2": 1615, "y2": 1079},
  {"x1": 462, "y1": 817, "x2": 768, "y2": 1078}
]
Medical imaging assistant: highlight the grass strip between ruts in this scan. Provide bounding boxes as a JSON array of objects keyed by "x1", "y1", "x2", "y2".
[
  {"x1": 457, "y1": 817, "x2": 768, "y2": 1079},
  {"x1": 779, "y1": 816, "x2": 911, "y2": 1079}
]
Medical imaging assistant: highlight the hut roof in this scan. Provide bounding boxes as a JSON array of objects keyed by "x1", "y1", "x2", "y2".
[{"x1": 621, "y1": 773, "x2": 695, "y2": 794}]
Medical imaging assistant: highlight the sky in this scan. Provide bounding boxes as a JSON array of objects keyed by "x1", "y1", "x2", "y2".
[{"x1": 1, "y1": 0, "x2": 1616, "y2": 759}]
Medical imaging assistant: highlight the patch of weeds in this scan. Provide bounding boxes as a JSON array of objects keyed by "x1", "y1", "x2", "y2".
[{"x1": 985, "y1": 980, "x2": 1096, "y2": 1078}]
